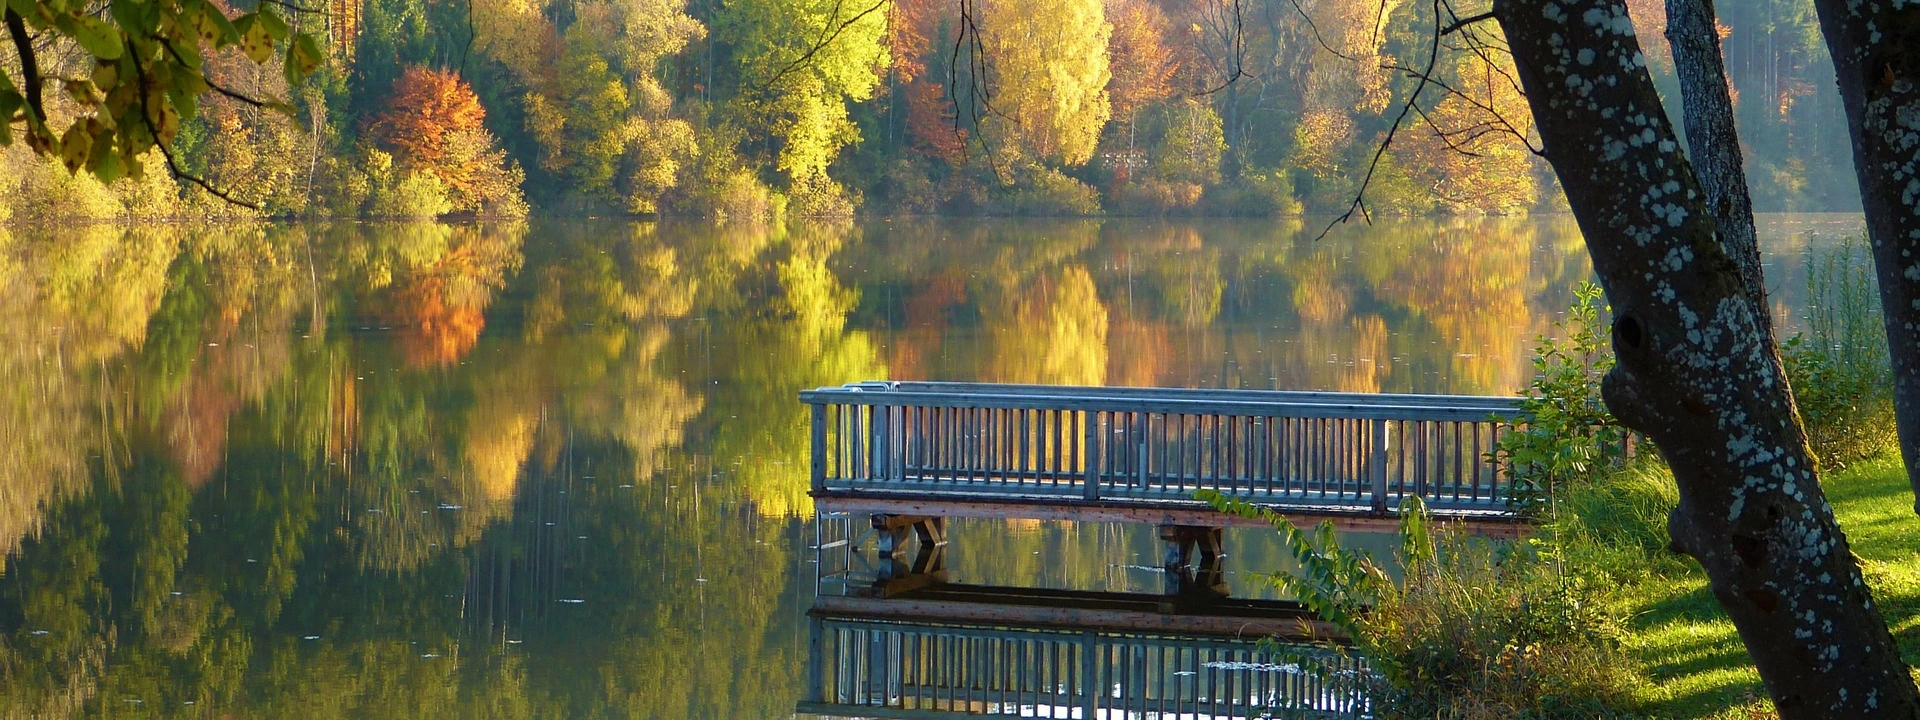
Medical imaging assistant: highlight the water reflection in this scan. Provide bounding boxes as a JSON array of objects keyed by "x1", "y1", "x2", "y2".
[
  {"x1": 0, "y1": 215, "x2": 1859, "y2": 716},
  {"x1": 804, "y1": 513, "x2": 1375, "y2": 718}
]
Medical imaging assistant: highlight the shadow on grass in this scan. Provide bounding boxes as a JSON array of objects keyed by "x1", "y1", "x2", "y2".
[{"x1": 1620, "y1": 579, "x2": 1771, "y2": 714}]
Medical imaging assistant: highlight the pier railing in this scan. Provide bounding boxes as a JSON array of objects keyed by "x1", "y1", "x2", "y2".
[{"x1": 802, "y1": 381, "x2": 1525, "y2": 515}]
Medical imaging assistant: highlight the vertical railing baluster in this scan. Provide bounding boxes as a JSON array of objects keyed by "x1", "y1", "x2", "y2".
[
  {"x1": 1371, "y1": 418, "x2": 1389, "y2": 514},
  {"x1": 1455, "y1": 421, "x2": 1468, "y2": 502},
  {"x1": 1083, "y1": 410, "x2": 1101, "y2": 500}
]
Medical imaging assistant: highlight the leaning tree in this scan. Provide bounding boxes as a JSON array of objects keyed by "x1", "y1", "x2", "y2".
[{"x1": 1484, "y1": 0, "x2": 1920, "y2": 714}]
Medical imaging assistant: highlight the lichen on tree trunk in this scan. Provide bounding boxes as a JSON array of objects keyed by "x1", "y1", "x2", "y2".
[
  {"x1": 1492, "y1": 0, "x2": 1920, "y2": 714},
  {"x1": 1664, "y1": 0, "x2": 1772, "y2": 344},
  {"x1": 1810, "y1": 0, "x2": 1920, "y2": 517}
]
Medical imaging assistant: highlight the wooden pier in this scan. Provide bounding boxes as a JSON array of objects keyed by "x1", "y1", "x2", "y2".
[{"x1": 803, "y1": 381, "x2": 1528, "y2": 533}]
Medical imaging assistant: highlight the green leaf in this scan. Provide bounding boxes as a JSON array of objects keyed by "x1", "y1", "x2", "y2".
[
  {"x1": 87, "y1": 129, "x2": 122, "y2": 183},
  {"x1": 255, "y1": 6, "x2": 289, "y2": 41},
  {"x1": 234, "y1": 14, "x2": 273, "y2": 63},
  {"x1": 167, "y1": 83, "x2": 199, "y2": 124},
  {"x1": 284, "y1": 33, "x2": 322, "y2": 88},
  {"x1": 58, "y1": 14, "x2": 125, "y2": 60},
  {"x1": 91, "y1": 61, "x2": 120, "y2": 91},
  {"x1": 186, "y1": 0, "x2": 241, "y2": 46},
  {"x1": 0, "y1": 92, "x2": 18, "y2": 145},
  {"x1": 59, "y1": 122, "x2": 93, "y2": 173}
]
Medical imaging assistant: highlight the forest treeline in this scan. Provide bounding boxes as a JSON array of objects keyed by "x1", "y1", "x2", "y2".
[{"x1": 0, "y1": 0, "x2": 1858, "y2": 221}]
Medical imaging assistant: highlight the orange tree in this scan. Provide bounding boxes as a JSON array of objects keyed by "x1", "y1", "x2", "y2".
[{"x1": 368, "y1": 66, "x2": 522, "y2": 214}]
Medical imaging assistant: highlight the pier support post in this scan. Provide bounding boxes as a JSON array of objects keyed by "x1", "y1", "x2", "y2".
[
  {"x1": 870, "y1": 514, "x2": 949, "y2": 596},
  {"x1": 1158, "y1": 524, "x2": 1227, "y2": 606},
  {"x1": 811, "y1": 403, "x2": 827, "y2": 492}
]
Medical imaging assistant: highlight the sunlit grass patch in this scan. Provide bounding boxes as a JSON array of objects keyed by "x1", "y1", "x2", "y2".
[{"x1": 1594, "y1": 453, "x2": 1919, "y2": 719}]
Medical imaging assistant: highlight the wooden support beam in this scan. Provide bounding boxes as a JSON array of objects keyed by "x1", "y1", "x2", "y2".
[
  {"x1": 821, "y1": 494, "x2": 1528, "y2": 538},
  {"x1": 812, "y1": 593, "x2": 1344, "y2": 640}
]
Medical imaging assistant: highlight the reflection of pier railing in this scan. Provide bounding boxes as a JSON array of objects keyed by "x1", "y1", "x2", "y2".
[
  {"x1": 804, "y1": 511, "x2": 1373, "y2": 718},
  {"x1": 800, "y1": 612, "x2": 1369, "y2": 719},
  {"x1": 803, "y1": 381, "x2": 1525, "y2": 525}
]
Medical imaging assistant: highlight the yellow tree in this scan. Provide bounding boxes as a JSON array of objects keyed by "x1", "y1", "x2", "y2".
[
  {"x1": 983, "y1": 0, "x2": 1113, "y2": 166},
  {"x1": 1392, "y1": 55, "x2": 1541, "y2": 213}
]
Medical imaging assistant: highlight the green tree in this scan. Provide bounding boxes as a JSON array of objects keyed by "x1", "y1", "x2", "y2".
[{"x1": 716, "y1": 0, "x2": 889, "y2": 201}]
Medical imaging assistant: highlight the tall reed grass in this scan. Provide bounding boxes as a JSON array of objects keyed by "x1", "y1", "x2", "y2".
[{"x1": 1783, "y1": 232, "x2": 1896, "y2": 468}]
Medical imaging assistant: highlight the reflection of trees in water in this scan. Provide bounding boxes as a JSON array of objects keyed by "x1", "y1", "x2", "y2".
[
  {"x1": 0, "y1": 226, "x2": 178, "y2": 560},
  {"x1": 357, "y1": 223, "x2": 527, "y2": 368},
  {"x1": 982, "y1": 266, "x2": 1110, "y2": 386},
  {"x1": 1, "y1": 218, "x2": 834, "y2": 717},
  {"x1": 844, "y1": 217, "x2": 1590, "y2": 394},
  {"x1": 0, "y1": 217, "x2": 1602, "y2": 717},
  {"x1": 460, "y1": 442, "x2": 809, "y2": 718},
  {"x1": 676, "y1": 221, "x2": 886, "y2": 517}
]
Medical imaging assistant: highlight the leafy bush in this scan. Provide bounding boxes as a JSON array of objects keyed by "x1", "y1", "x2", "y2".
[
  {"x1": 869, "y1": 157, "x2": 942, "y2": 215},
  {"x1": 370, "y1": 171, "x2": 453, "y2": 219},
  {"x1": 788, "y1": 176, "x2": 859, "y2": 218},
  {"x1": 1108, "y1": 178, "x2": 1201, "y2": 215},
  {"x1": 1782, "y1": 233, "x2": 1896, "y2": 469},
  {"x1": 1202, "y1": 171, "x2": 1303, "y2": 216},
  {"x1": 694, "y1": 169, "x2": 784, "y2": 222},
  {"x1": 996, "y1": 164, "x2": 1102, "y2": 216},
  {"x1": 1203, "y1": 492, "x2": 1645, "y2": 719},
  {"x1": 3, "y1": 149, "x2": 124, "y2": 222},
  {"x1": 1493, "y1": 282, "x2": 1632, "y2": 515}
]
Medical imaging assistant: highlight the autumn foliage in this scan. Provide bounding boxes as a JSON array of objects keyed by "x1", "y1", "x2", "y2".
[
  {"x1": 370, "y1": 67, "x2": 527, "y2": 215},
  {"x1": 373, "y1": 68, "x2": 487, "y2": 166}
]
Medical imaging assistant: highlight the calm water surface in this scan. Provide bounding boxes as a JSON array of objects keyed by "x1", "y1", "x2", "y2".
[{"x1": 0, "y1": 215, "x2": 1862, "y2": 717}]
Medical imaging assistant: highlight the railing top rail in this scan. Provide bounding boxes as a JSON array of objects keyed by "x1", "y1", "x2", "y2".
[
  {"x1": 799, "y1": 382, "x2": 1521, "y2": 422},
  {"x1": 880, "y1": 381, "x2": 1522, "y2": 408}
]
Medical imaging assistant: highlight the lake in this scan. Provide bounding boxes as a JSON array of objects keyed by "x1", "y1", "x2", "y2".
[{"x1": 0, "y1": 214, "x2": 1864, "y2": 717}]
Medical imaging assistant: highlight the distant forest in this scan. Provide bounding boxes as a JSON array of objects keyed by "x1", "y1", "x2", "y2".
[{"x1": 0, "y1": 0, "x2": 1861, "y2": 221}]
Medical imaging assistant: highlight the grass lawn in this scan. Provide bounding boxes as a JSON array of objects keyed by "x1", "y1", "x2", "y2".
[{"x1": 1614, "y1": 454, "x2": 1920, "y2": 718}]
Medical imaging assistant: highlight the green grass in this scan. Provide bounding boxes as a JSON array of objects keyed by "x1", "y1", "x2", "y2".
[{"x1": 1602, "y1": 455, "x2": 1920, "y2": 718}]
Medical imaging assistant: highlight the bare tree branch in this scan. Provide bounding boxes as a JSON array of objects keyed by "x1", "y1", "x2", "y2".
[
  {"x1": 159, "y1": 39, "x2": 275, "y2": 110},
  {"x1": 129, "y1": 46, "x2": 264, "y2": 210},
  {"x1": 1286, "y1": 0, "x2": 1360, "y2": 62},
  {"x1": 758, "y1": 0, "x2": 891, "y2": 91},
  {"x1": 1315, "y1": 0, "x2": 1450, "y2": 240},
  {"x1": 4, "y1": 7, "x2": 46, "y2": 138},
  {"x1": 1193, "y1": 0, "x2": 1250, "y2": 96}
]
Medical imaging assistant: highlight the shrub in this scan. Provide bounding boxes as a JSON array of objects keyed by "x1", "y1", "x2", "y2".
[
  {"x1": 3, "y1": 149, "x2": 124, "y2": 222},
  {"x1": 788, "y1": 176, "x2": 858, "y2": 218},
  {"x1": 1108, "y1": 178, "x2": 1201, "y2": 215},
  {"x1": 1782, "y1": 233, "x2": 1896, "y2": 469},
  {"x1": 997, "y1": 164, "x2": 1102, "y2": 216},
  {"x1": 694, "y1": 169, "x2": 784, "y2": 222},
  {"x1": 371, "y1": 171, "x2": 453, "y2": 219},
  {"x1": 1202, "y1": 171, "x2": 1303, "y2": 216},
  {"x1": 1203, "y1": 492, "x2": 1646, "y2": 719},
  {"x1": 1493, "y1": 282, "x2": 1632, "y2": 515}
]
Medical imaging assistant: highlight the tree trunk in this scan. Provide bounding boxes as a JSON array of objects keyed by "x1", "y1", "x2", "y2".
[
  {"x1": 1809, "y1": 0, "x2": 1920, "y2": 515},
  {"x1": 1492, "y1": 0, "x2": 1920, "y2": 715},
  {"x1": 1665, "y1": 0, "x2": 1773, "y2": 344}
]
